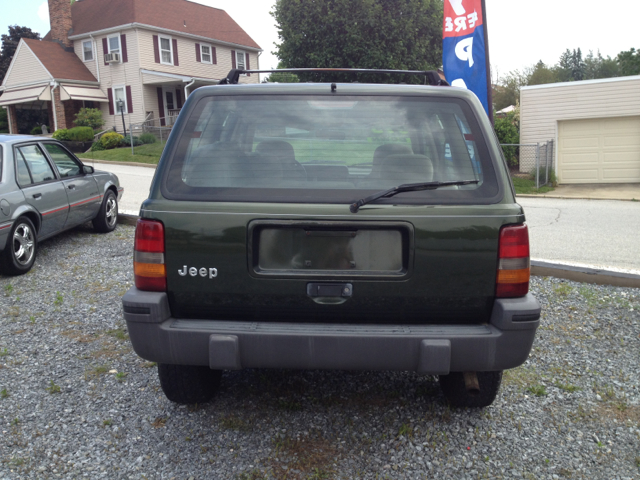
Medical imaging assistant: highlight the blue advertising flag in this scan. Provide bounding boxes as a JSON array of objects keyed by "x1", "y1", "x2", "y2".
[{"x1": 442, "y1": 0, "x2": 490, "y2": 116}]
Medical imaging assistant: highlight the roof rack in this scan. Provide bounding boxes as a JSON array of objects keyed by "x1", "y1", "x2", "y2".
[{"x1": 218, "y1": 68, "x2": 450, "y2": 87}]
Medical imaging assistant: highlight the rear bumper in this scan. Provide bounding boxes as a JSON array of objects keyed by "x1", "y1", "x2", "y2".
[{"x1": 122, "y1": 288, "x2": 541, "y2": 374}]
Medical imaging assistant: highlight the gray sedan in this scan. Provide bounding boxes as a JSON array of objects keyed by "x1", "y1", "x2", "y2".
[{"x1": 0, "y1": 135, "x2": 123, "y2": 275}]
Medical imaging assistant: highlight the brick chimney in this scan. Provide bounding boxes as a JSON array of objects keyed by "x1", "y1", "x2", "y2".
[{"x1": 48, "y1": 0, "x2": 74, "y2": 50}]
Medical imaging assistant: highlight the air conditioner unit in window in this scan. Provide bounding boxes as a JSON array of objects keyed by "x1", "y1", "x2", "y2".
[{"x1": 104, "y1": 53, "x2": 121, "y2": 63}]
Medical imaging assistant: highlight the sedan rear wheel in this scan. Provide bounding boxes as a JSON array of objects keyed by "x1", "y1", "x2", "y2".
[{"x1": 0, "y1": 217, "x2": 38, "y2": 275}]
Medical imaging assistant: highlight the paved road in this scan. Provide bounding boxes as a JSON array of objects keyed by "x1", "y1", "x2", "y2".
[
  {"x1": 87, "y1": 161, "x2": 640, "y2": 272},
  {"x1": 519, "y1": 197, "x2": 640, "y2": 273},
  {"x1": 83, "y1": 160, "x2": 155, "y2": 216}
]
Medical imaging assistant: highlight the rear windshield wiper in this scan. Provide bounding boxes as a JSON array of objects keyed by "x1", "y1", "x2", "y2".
[{"x1": 350, "y1": 180, "x2": 480, "y2": 213}]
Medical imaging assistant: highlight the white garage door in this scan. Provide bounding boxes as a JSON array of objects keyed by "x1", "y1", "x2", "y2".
[{"x1": 558, "y1": 116, "x2": 640, "y2": 184}]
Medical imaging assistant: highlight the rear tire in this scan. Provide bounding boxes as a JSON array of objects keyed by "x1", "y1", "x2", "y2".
[
  {"x1": 0, "y1": 217, "x2": 37, "y2": 276},
  {"x1": 157, "y1": 364, "x2": 222, "y2": 404},
  {"x1": 439, "y1": 371, "x2": 502, "y2": 408},
  {"x1": 92, "y1": 190, "x2": 118, "y2": 233}
]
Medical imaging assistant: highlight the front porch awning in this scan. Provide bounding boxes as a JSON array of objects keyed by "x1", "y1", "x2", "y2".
[
  {"x1": 140, "y1": 69, "x2": 219, "y2": 86},
  {"x1": 0, "y1": 84, "x2": 51, "y2": 106},
  {"x1": 60, "y1": 84, "x2": 108, "y2": 102}
]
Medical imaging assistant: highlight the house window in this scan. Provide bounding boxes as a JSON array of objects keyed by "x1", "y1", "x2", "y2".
[
  {"x1": 108, "y1": 35, "x2": 121, "y2": 55},
  {"x1": 83, "y1": 40, "x2": 93, "y2": 61},
  {"x1": 236, "y1": 50, "x2": 246, "y2": 69},
  {"x1": 113, "y1": 86, "x2": 128, "y2": 114},
  {"x1": 200, "y1": 44, "x2": 212, "y2": 64},
  {"x1": 159, "y1": 36, "x2": 173, "y2": 65}
]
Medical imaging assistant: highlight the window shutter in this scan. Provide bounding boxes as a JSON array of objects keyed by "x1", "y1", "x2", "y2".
[
  {"x1": 195, "y1": 43, "x2": 201, "y2": 62},
  {"x1": 107, "y1": 88, "x2": 114, "y2": 115},
  {"x1": 126, "y1": 86, "x2": 133, "y2": 114},
  {"x1": 102, "y1": 38, "x2": 108, "y2": 65},
  {"x1": 172, "y1": 39, "x2": 179, "y2": 66},
  {"x1": 176, "y1": 89, "x2": 182, "y2": 109},
  {"x1": 212, "y1": 46, "x2": 217, "y2": 64},
  {"x1": 231, "y1": 50, "x2": 236, "y2": 69},
  {"x1": 245, "y1": 53, "x2": 250, "y2": 76},
  {"x1": 157, "y1": 87, "x2": 165, "y2": 126},
  {"x1": 120, "y1": 34, "x2": 128, "y2": 63},
  {"x1": 153, "y1": 35, "x2": 160, "y2": 63}
]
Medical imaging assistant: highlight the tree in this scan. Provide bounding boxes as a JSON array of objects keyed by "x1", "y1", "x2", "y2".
[
  {"x1": 265, "y1": 62, "x2": 300, "y2": 83},
  {"x1": 74, "y1": 108, "x2": 105, "y2": 130},
  {"x1": 272, "y1": 0, "x2": 443, "y2": 84},
  {"x1": 583, "y1": 50, "x2": 619, "y2": 80},
  {"x1": 492, "y1": 70, "x2": 527, "y2": 111},
  {"x1": 527, "y1": 60, "x2": 558, "y2": 86},
  {"x1": 556, "y1": 48, "x2": 586, "y2": 82},
  {"x1": 0, "y1": 108, "x2": 8, "y2": 133},
  {"x1": 617, "y1": 48, "x2": 640, "y2": 76},
  {"x1": 494, "y1": 110, "x2": 519, "y2": 167},
  {"x1": 0, "y1": 25, "x2": 41, "y2": 85}
]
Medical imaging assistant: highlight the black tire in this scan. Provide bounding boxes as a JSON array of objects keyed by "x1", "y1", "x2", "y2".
[
  {"x1": 0, "y1": 216, "x2": 38, "y2": 276},
  {"x1": 157, "y1": 363, "x2": 222, "y2": 404},
  {"x1": 439, "y1": 371, "x2": 502, "y2": 408},
  {"x1": 92, "y1": 190, "x2": 118, "y2": 233}
]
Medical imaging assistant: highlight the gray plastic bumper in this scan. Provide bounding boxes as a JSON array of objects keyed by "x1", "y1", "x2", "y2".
[{"x1": 122, "y1": 288, "x2": 541, "y2": 374}]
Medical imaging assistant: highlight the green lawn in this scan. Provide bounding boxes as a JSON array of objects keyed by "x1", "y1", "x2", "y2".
[
  {"x1": 80, "y1": 142, "x2": 166, "y2": 165},
  {"x1": 512, "y1": 176, "x2": 555, "y2": 195}
]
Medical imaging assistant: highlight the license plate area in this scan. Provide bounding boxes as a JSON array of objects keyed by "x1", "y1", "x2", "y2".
[{"x1": 248, "y1": 220, "x2": 413, "y2": 279}]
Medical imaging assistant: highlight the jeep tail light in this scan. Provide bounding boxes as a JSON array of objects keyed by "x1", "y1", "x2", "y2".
[
  {"x1": 134, "y1": 219, "x2": 166, "y2": 291},
  {"x1": 496, "y1": 224, "x2": 530, "y2": 298}
]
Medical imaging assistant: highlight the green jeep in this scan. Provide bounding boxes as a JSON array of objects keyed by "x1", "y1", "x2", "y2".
[{"x1": 122, "y1": 68, "x2": 540, "y2": 408}]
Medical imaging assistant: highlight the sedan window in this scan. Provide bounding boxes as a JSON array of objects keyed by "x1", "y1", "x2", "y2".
[
  {"x1": 43, "y1": 143, "x2": 81, "y2": 177},
  {"x1": 17, "y1": 145, "x2": 56, "y2": 184},
  {"x1": 16, "y1": 153, "x2": 32, "y2": 186}
]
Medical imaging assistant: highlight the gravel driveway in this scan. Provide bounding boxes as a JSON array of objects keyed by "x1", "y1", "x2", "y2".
[{"x1": 0, "y1": 224, "x2": 639, "y2": 480}]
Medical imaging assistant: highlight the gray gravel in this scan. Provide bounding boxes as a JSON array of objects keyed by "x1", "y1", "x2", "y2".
[{"x1": 1, "y1": 223, "x2": 639, "y2": 480}]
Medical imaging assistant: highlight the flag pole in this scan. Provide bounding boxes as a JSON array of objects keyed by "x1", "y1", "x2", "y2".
[{"x1": 481, "y1": 0, "x2": 494, "y2": 125}]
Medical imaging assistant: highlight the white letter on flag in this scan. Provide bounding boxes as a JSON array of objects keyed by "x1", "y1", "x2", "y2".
[
  {"x1": 455, "y1": 37, "x2": 474, "y2": 67},
  {"x1": 448, "y1": 0, "x2": 466, "y2": 16}
]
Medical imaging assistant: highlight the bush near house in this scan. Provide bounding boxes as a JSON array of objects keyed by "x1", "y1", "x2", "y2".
[
  {"x1": 121, "y1": 135, "x2": 142, "y2": 147},
  {"x1": 74, "y1": 108, "x2": 105, "y2": 130},
  {"x1": 100, "y1": 131, "x2": 124, "y2": 149},
  {"x1": 139, "y1": 133, "x2": 157, "y2": 144},
  {"x1": 30, "y1": 125, "x2": 46, "y2": 135},
  {"x1": 67, "y1": 126, "x2": 94, "y2": 142},
  {"x1": 52, "y1": 129, "x2": 72, "y2": 141}
]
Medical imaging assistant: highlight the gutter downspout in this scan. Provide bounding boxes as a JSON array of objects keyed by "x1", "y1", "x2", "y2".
[
  {"x1": 257, "y1": 51, "x2": 262, "y2": 82},
  {"x1": 51, "y1": 82, "x2": 59, "y2": 131},
  {"x1": 90, "y1": 34, "x2": 100, "y2": 82},
  {"x1": 184, "y1": 78, "x2": 196, "y2": 101}
]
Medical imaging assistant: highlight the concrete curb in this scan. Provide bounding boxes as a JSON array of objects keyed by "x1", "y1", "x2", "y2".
[
  {"x1": 517, "y1": 194, "x2": 639, "y2": 202},
  {"x1": 117, "y1": 213, "x2": 640, "y2": 289},
  {"x1": 531, "y1": 260, "x2": 640, "y2": 289},
  {"x1": 79, "y1": 158, "x2": 158, "y2": 169}
]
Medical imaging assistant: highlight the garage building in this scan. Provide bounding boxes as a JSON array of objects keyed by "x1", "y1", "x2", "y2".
[{"x1": 520, "y1": 75, "x2": 640, "y2": 184}]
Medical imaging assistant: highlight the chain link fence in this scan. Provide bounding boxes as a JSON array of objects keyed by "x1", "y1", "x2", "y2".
[
  {"x1": 501, "y1": 140, "x2": 554, "y2": 188},
  {"x1": 124, "y1": 117, "x2": 173, "y2": 155}
]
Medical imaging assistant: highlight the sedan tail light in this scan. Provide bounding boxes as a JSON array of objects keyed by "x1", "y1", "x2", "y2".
[
  {"x1": 496, "y1": 224, "x2": 530, "y2": 298},
  {"x1": 134, "y1": 219, "x2": 166, "y2": 291}
]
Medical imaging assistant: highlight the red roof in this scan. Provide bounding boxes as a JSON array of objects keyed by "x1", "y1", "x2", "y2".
[
  {"x1": 69, "y1": 0, "x2": 261, "y2": 50},
  {"x1": 23, "y1": 38, "x2": 98, "y2": 82}
]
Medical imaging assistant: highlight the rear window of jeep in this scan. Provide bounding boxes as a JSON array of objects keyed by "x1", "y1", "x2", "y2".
[{"x1": 162, "y1": 95, "x2": 499, "y2": 204}]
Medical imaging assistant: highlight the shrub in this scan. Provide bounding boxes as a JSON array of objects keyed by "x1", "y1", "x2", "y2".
[
  {"x1": 121, "y1": 135, "x2": 143, "y2": 147},
  {"x1": 494, "y1": 111, "x2": 520, "y2": 167},
  {"x1": 52, "y1": 129, "x2": 72, "y2": 141},
  {"x1": 74, "y1": 108, "x2": 105, "y2": 130},
  {"x1": 90, "y1": 141, "x2": 105, "y2": 152},
  {"x1": 67, "y1": 126, "x2": 94, "y2": 142},
  {"x1": 139, "y1": 132, "x2": 157, "y2": 144},
  {"x1": 30, "y1": 125, "x2": 42, "y2": 135},
  {"x1": 100, "y1": 131, "x2": 124, "y2": 149}
]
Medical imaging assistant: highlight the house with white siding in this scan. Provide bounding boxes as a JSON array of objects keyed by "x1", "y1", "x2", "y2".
[
  {"x1": 520, "y1": 76, "x2": 640, "y2": 184},
  {"x1": 0, "y1": 0, "x2": 261, "y2": 134}
]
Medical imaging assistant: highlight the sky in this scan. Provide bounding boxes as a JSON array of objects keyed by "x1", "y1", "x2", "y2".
[{"x1": 4, "y1": 0, "x2": 640, "y2": 82}]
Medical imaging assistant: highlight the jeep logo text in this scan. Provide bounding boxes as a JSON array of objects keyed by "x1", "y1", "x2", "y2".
[{"x1": 178, "y1": 266, "x2": 218, "y2": 279}]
